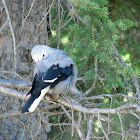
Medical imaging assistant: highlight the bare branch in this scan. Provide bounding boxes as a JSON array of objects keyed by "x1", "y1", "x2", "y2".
[
  {"x1": 24, "y1": 0, "x2": 35, "y2": 22},
  {"x1": 0, "y1": 85, "x2": 27, "y2": 99},
  {"x1": 117, "y1": 112, "x2": 124, "y2": 140},
  {"x1": 37, "y1": 0, "x2": 55, "y2": 29},
  {"x1": 76, "y1": 112, "x2": 86, "y2": 140},
  {"x1": 0, "y1": 19, "x2": 8, "y2": 33},
  {"x1": 80, "y1": 93, "x2": 139, "y2": 102},
  {"x1": 86, "y1": 114, "x2": 94, "y2": 140},
  {"x1": 0, "y1": 78, "x2": 31, "y2": 90},
  {"x1": 34, "y1": 111, "x2": 41, "y2": 137},
  {"x1": 2, "y1": 0, "x2": 17, "y2": 70},
  {"x1": 60, "y1": 0, "x2": 88, "y2": 26},
  {"x1": 0, "y1": 84, "x2": 138, "y2": 114},
  {"x1": 83, "y1": 57, "x2": 97, "y2": 97},
  {"x1": 98, "y1": 112, "x2": 109, "y2": 140},
  {"x1": 70, "y1": 86, "x2": 82, "y2": 95},
  {"x1": 0, "y1": 104, "x2": 59, "y2": 119},
  {"x1": 112, "y1": 44, "x2": 140, "y2": 111},
  {"x1": 0, "y1": 82, "x2": 139, "y2": 115},
  {"x1": 57, "y1": 0, "x2": 61, "y2": 49},
  {"x1": 58, "y1": 98, "x2": 139, "y2": 114}
]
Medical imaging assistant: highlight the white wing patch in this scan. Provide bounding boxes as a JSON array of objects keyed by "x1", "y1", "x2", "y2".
[
  {"x1": 42, "y1": 77, "x2": 58, "y2": 83},
  {"x1": 28, "y1": 86, "x2": 50, "y2": 112}
]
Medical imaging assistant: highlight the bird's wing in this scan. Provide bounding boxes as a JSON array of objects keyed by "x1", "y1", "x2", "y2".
[
  {"x1": 21, "y1": 64, "x2": 73, "y2": 113},
  {"x1": 26, "y1": 74, "x2": 38, "y2": 96},
  {"x1": 42, "y1": 64, "x2": 73, "y2": 88}
]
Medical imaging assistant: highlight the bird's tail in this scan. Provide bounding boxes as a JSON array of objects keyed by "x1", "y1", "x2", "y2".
[
  {"x1": 21, "y1": 86, "x2": 50, "y2": 113},
  {"x1": 21, "y1": 91, "x2": 45, "y2": 113},
  {"x1": 21, "y1": 94, "x2": 38, "y2": 113}
]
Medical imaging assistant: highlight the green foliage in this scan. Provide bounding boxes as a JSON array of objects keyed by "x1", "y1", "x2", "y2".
[
  {"x1": 48, "y1": 0, "x2": 139, "y2": 139},
  {"x1": 66, "y1": 0, "x2": 134, "y2": 98}
]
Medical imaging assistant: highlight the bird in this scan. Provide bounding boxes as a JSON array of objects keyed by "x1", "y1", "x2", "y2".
[{"x1": 21, "y1": 45, "x2": 77, "y2": 113}]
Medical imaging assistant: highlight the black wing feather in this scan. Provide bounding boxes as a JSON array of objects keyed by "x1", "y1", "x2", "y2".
[
  {"x1": 60, "y1": 64, "x2": 73, "y2": 77},
  {"x1": 43, "y1": 64, "x2": 73, "y2": 88},
  {"x1": 21, "y1": 64, "x2": 73, "y2": 113},
  {"x1": 26, "y1": 74, "x2": 38, "y2": 96}
]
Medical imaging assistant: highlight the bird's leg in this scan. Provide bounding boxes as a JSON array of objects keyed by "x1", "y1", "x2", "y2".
[
  {"x1": 44, "y1": 94, "x2": 60, "y2": 101},
  {"x1": 51, "y1": 94, "x2": 60, "y2": 100}
]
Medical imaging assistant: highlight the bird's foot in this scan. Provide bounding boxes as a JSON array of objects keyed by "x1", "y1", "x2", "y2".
[{"x1": 44, "y1": 94, "x2": 60, "y2": 101}]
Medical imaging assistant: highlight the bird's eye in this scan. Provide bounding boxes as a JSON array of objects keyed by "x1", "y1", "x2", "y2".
[{"x1": 43, "y1": 54, "x2": 45, "y2": 57}]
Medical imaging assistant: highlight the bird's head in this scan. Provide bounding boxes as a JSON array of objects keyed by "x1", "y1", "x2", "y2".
[{"x1": 31, "y1": 45, "x2": 53, "y2": 63}]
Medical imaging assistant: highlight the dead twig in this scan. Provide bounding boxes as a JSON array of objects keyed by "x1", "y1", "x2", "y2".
[
  {"x1": 86, "y1": 114, "x2": 94, "y2": 140},
  {"x1": 2, "y1": 0, "x2": 17, "y2": 70}
]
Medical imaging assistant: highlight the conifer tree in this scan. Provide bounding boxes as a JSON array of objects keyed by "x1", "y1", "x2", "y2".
[{"x1": 0, "y1": 0, "x2": 139, "y2": 139}]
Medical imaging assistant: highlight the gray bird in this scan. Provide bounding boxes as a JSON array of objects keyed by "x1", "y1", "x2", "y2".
[{"x1": 21, "y1": 45, "x2": 77, "y2": 113}]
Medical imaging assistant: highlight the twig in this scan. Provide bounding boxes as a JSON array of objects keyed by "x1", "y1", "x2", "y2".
[
  {"x1": 4, "y1": 79, "x2": 138, "y2": 102},
  {"x1": 117, "y1": 112, "x2": 124, "y2": 140},
  {"x1": 59, "y1": 14, "x2": 73, "y2": 29},
  {"x1": 33, "y1": 111, "x2": 41, "y2": 137},
  {"x1": 98, "y1": 112, "x2": 109, "y2": 140},
  {"x1": 0, "y1": 19, "x2": 8, "y2": 33},
  {"x1": 70, "y1": 86, "x2": 82, "y2": 95},
  {"x1": 15, "y1": 117, "x2": 25, "y2": 140},
  {"x1": 0, "y1": 85, "x2": 27, "y2": 99},
  {"x1": 83, "y1": 57, "x2": 97, "y2": 97},
  {"x1": 80, "y1": 95, "x2": 104, "y2": 101},
  {"x1": 0, "y1": 85, "x2": 139, "y2": 114},
  {"x1": 63, "y1": 97, "x2": 74, "y2": 136},
  {"x1": 24, "y1": 0, "x2": 35, "y2": 22},
  {"x1": 60, "y1": 0, "x2": 88, "y2": 26},
  {"x1": 76, "y1": 112, "x2": 85, "y2": 140},
  {"x1": 0, "y1": 71, "x2": 29, "y2": 83},
  {"x1": 0, "y1": 78, "x2": 31, "y2": 90},
  {"x1": 112, "y1": 44, "x2": 140, "y2": 111},
  {"x1": 86, "y1": 114, "x2": 94, "y2": 140},
  {"x1": 2, "y1": 0, "x2": 17, "y2": 70},
  {"x1": 80, "y1": 93, "x2": 139, "y2": 102},
  {"x1": 57, "y1": 0, "x2": 61, "y2": 49},
  {"x1": 0, "y1": 104, "x2": 60, "y2": 119},
  {"x1": 37, "y1": 0, "x2": 55, "y2": 29}
]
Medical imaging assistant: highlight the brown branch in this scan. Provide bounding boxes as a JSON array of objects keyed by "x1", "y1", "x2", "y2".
[{"x1": 0, "y1": 85, "x2": 139, "y2": 114}]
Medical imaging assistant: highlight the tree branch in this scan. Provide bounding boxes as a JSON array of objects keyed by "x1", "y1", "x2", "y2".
[
  {"x1": 2, "y1": 0, "x2": 17, "y2": 70},
  {"x1": 112, "y1": 44, "x2": 140, "y2": 111},
  {"x1": 0, "y1": 85, "x2": 139, "y2": 114},
  {"x1": 0, "y1": 104, "x2": 60, "y2": 119},
  {"x1": 83, "y1": 57, "x2": 97, "y2": 97},
  {"x1": 60, "y1": 0, "x2": 88, "y2": 26},
  {"x1": 0, "y1": 78, "x2": 31, "y2": 90},
  {"x1": 86, "y1": 114, "x2": 94, "y2": 140},
  {"x1": 98, "y1": 112, "x2": 109, "y2": 140}
]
